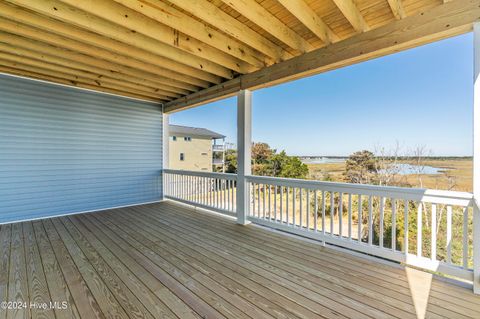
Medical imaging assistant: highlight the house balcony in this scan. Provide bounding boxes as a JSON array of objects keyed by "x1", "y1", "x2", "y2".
[
  {"x1": 212, "y1": 144, "x2": 225, "y2": 152},
  {"x1": 2, "y1": 198, "x2": 480, "y2": 319}
]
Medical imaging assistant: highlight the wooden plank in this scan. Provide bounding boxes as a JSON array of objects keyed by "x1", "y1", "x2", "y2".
[
  {"x1": 0, "y1": 31, "x2": 192, "y2": 95},
  {"x1": 127, "y1": 205, "x2": 411, "y2": 319},
  {"x1": 154, "y1": 202, "x2": 478, "y2": 318},
  {"x1": 80, "y1": 214, "x2": 224, "y2": 319},
  {"x1": 0, "y1": 225, "x2": 11, "y2": 319},
  {"x1": 88, "y1": 214, "x2": 250, "y2": 319},
  {"x1": 6, "y1": 0, "x2": 235, "y2": 78},
  {"x1": 0, "y1": 4, "x2": 214, "y2": 87},
  {"x1": 219, "y1": 0, "x2": 314, "y2": 53},
  {"x1": 40, "y1": 219, "x2": 105, "y2": 319},
  {"x1": 23, "y1": 222, "x2": 55, "y2": 319},
  {"x1": 165, "y1": 0, "x2": 479, "y2": 112},
  {"x1": 32, "y1": 221, "x2": 81, "y2": 319},
  {"x1": 0, "y1": 42, "x2": 180, "y2": 98},
  {"x1": 7, "y1": 223, "x2": 29, "y2": 319},
  {"x1": 165, "y1": 0, "x2": 291, "y2": 62},
  {"x1": 46, "y1": 219, "x2": 129, "y2": 319},
  {"x1": 113, "y1": 0, "x2": 269, "y2": 68},
  {"x1": 331, "y1": 0, "x2": 369, "y2": 32},
  {"x1": 0, "y1": 63, "x2": 164, "y2": 103},
  {"x1": 66, "y1": 215, "x2": 195, "y2": 319},
  {"x1": 277, "y1": 0, "x2": 339, "y2": 44},
  {"x1": 54, "y1": 218, "x2": 154, "y2": 319}
]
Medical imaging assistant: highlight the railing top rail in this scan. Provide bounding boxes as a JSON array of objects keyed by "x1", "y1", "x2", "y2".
[
  {"x1": 164, "y1": 169, "x2": 237, "y2": 180},
  {"x1": 245, "y1": 175, "x2": 473, "y2": 205}
]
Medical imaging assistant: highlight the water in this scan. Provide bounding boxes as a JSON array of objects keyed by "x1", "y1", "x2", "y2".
[
  {"x1": 384, "y1": 163, "x2": 443, "y2": 175},
  {"x1": 302, "y1": 157, "x2": 443, "y2": 175}
]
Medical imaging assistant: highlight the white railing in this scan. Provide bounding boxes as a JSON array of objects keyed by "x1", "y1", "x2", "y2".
[
  {"x1": 246, "y1": 175, "x2": 474, "y2": 281},
  {"x1": 162, "y1": 169, "x2": 475, "y2": 282},
  {"x1": 163, "y1": 169, "x2": 237, "y2": 216}
]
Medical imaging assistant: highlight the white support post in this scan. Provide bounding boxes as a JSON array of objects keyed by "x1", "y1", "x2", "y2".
[
  {"x1": 473, "y1": 22, "x2": 480, "y2": 294},
  {"x1": 162, "y1": 112, "x2": 169, "y2": 199},
  {"x1": 236, "y1": 90, "x2": 252, "y2": 225}
]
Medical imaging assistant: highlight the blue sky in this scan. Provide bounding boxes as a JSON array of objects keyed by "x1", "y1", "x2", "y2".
[{"x1": 171, "y1": 33, "x2": 473, "y2": 157}]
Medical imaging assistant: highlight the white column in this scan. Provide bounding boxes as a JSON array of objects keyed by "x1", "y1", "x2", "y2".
[
  {"x1": 236, "y1": 90, "x2": 252, "y2": 225},
  {"x1": 473, "y1": 22, "x2": 480, "y2": 294},
  {"x1": 162, "y1": 113, "x2": 169, "y2": 199}
]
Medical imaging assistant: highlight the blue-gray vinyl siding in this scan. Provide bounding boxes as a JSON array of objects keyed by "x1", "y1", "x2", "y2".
[{"x1": 0, "y1": 74, "x2": 163, "y2": 223}]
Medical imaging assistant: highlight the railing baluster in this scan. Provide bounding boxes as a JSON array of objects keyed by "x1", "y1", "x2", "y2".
[
  {"x1": 379, "y1": 197, "x2": 384, "y2": 248},
  {"x1": 269, "y1": 185, "x2": 272, "y2": 220},
  {"x1": 348, "y1": 194, "x2": 352, "y2": 240},
  {"x1": 392, "y1": 199, "x2": 396, "y2": 251},
  {"x1": 300, "y1": 188, "x2": 303, "y2": 228},
  {"x1": 307, "y1": 190, "x2": 310, "y2": 230},
  {"x1": 368, "y1": 196, "x2": 373, "y2": 245},
  {"x1": 446, "y1": 205, "x2": 452, "y2": 264},
  {"x1": 358, "y1": 194, "x2": 362, "y2": 243},
  {"x1": 274, "y1": 186, "x2": 278, "y2": 222},
  {"x1": 338, "y1": 192, "x2": 343, "y2": 237},
  {"x1": 463, "y1": 206, "x2": 469, "y2": 269},
  {"x1": 417, "y1": 202, "x2": 423, "y2": 257},
  {"x1": 263, "y1": 184, "x2": 266, "y2": 219},
  {"x1": 330, "y1": 191, "x2": 334, "y2": 236},
  {"x1": 286, "y1": 187, "x2": 290, "y2": 225},
  {"x1": 293, "y1": 188, "x2": 296, "y2": 227},
  {"x1": 280, "y1": 186, "x2": 284, "y2": 223},
  {"x1": 431, "y1": 204, "x2": 437, "y2": 261},
  {"x1": 322, "y1": 191, "x2": 326, "y2": 236}
]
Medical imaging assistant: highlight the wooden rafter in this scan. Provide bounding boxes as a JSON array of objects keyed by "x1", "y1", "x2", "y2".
[
  {"x1": 113, "y1": 0, "x2": 269, "y2": 68},
  {"x1": 0, "y1": 40, "x2": 183, "y2": 98},
  {"x1": 0, "y1": 65, "x2": 161, "y2": 102},
  {"x1": 165, "y1": 0, "x2": 292, "y2": 63},
  {"x1": 0, "y1": 2, "x2": 217, "y2": 87},
  {"x1": 387, "y1": 0, "x2": 407, "y2": 19},
  {"x1": 331, "y1": 0, "x2": 369, "y2": 33},
  {"x1": 165, "y1": 0, "x2": 479, "y2": 112},
  {"x1": 0, "y1": 52, "x2": 173, "y2": 100},
  {"x1": 0, "y1": 32, "x2": 189, "y2": 96},
  {"x1": 277, "y1": 0, "x2": 339, "y2": 45},
  {"x1": 219, "y1": 0, "x2": 314, "y2": 53},
  {"x1": 5, "y1": 0, "x2": 236, "y2": 78}
]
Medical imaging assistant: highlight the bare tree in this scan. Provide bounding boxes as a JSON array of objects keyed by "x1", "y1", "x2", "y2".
[
  {"x1": 409, "y1": 145, "x2": 433, "y2": 188},
  {"x1": 373, "y1": 141, "x2": 405, "y2": 186}
]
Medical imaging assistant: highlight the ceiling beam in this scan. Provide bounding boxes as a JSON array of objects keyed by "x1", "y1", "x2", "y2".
[
  {"x1": 0, "y1": 31, "x2": 191, "y2": 95},
  {"x1": 277, "y1": 0, "x2": 339, "y2": 45},
  {"x1": 0, "y1": 40, "x2": 182, "y2": 98},
  {"x1": 0, "y1": 65, "x2": 162, "y2": 103},
  {"x1": 331, "y1": 0, "x2": 369, "y2": 32},
  {"x1": 113, "y1": 0, "x2": 269, "y2": 68},
  {"x1": 0, "y1": 2, "x2": 216, "y2": 87},
  {"x1": 387, "y1": 0, "x2": 407, "y2": 19},
  {"x1": 219, "y1": 0, "x2": 314, "y2": 53},
  {"x1": 0, "y1": 57, "x2": 169, "y2": 101},
  {"x1": 5, "y1": 0, "x2": 236, "y2": 78},
  {"x1": 164, "y1": 0, "x2": 292, "y2": 63},
  {"x1": 56, "y1": 0, "x2": 253, "y2": 74},
  {"x1": 165, "y1": 0, "x2": 479, "y2": 112}
]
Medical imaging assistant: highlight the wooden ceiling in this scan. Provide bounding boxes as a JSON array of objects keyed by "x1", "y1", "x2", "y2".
[{"x1": 0, "y1": 0, "x2": 478, "y2": 111}]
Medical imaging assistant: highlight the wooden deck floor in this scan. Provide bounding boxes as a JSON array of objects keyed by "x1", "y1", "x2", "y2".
[{"x1": 1, "y1": 201, "x2": 479, "y2": 319}]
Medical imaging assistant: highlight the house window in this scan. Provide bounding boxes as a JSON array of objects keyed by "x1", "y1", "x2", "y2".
[
  {"x1": 172, "y1": 136, "x2": 177, "y2": 141},
  {"x1": 179, "y1": 153, "x2": 185, "y2": 161},
  {"x1": 184, "y1": 136, "x2": 192, "y2": 141}
]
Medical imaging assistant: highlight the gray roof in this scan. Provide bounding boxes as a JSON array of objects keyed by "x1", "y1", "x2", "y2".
[{"x1": 169, "y1": 125, "x2": 225, "y2": 139}]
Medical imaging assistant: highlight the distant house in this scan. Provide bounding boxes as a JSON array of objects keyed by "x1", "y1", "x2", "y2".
[{"x1": 169, "y1": 125, "x2": 225, "y2": 172}]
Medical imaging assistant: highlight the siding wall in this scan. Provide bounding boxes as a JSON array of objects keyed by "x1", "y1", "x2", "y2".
[{"x1": 0, "y1": 74, "x2": 163, "y2": 223}]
